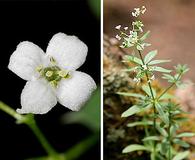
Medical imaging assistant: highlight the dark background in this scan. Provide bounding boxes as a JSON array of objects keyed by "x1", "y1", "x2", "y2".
[{"x1": 0, "y1": 0, "x2": 100, "y2": 159}]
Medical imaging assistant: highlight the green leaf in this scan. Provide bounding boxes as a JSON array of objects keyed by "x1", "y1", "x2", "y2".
[
  {"x1": 125, "y1": 55, "x2": 142, "y2": 65},
  {"x1": 61, "y1": 87, "x2": 100, "y2": 132},
  {"x1": 117, "y1": 92, "x2": 145, "y2": 99},
  {"x1": 87, "y1": 0, "x2": 100, "y2": 18},
  {"x1": 142, "y1": 85, "x2": 156, "y2": 97},
  {"x1": 136, "y1": 44, "x2": 144, "y2": 51},
  {"x1": 122, "y1": 144, "x2": 150, "y2": 153},
  {"x1": 144, "y1": 50, "x2": 157, "y2": 64},
  {"x1": 127, "y1": 121, "x2": 153, "y2": 127},
  {"x1": 140, "y1": 31, "x2": 150, "y2": 41},
  {"x1": 121, "y1": 104, "x2": 151, "y2": 117},
  {"x1": 173, "y1": 139, "x2": 190, "y2": 148},
  {"x1": 162, "y1": 74, "x2": 174, "y2": 81},
  {"x1": 148, "y1": 59, "x2": 171, "y2": 65},
  {"x1": 121, "y1": 105, "x2": 141, "y2": 117},
  {"x1": 155, "y1": 103, "x2": 169, "y2": 125},
  {"x1": 160, "y1": 140, "x2": 169, "y2": 155},
  {"x1": 153, "y1": 66, "x2": 172, "y2": 73},
  {"x1": 142, "y1": 136, "x2": 160, "y2": 141},
  {"x1": 159, "y1": 93, "x2": 174, "y2": 100},
  {"x1": 122, "y1": 66, "x2": 138, "y2": 72},
  {"x1": 176, "y1": 132, "x2": 195, "y2": 138},
  {"x1": 172, "y1": 151, "x2": 189, "y2": 160},
  {"x1": 156, "y1": 123, "x2": 168, "y2": 137}
]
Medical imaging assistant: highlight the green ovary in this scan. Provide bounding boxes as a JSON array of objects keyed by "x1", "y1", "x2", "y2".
[{"x1": 36, "y1": 65, "x2": 70, "y2": 87}]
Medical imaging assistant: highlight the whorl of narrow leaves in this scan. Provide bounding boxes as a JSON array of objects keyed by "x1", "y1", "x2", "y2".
[{"x1": 115, "y1": 6, "x2": 194, "y2": 160}]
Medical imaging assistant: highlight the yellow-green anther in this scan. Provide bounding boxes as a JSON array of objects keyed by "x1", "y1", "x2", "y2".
[
  {"x1": 58, "y1": 70, "x2": 68, "y2": 78},
  {"x1": 50, "y1": 80, "x2": 57, "y2": 87},
  {"x1": 46, "y1": 71, "x2": 53, "y2": 77},
  {"x1": 36, "y1": 65, "x2": 43, "y2": 72}
]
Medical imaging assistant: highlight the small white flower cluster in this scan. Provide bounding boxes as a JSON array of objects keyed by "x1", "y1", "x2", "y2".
[
  {"x1": 114, "y1": 6, "x2": 148, "y2": 50},
  {"x1": 128, "y1": 31, "x2": 139, "y2": 44},
  {"x1": 115, "y1": 25, "x2": 129, "y2": 41},
  {"x1": 132, "y1": 6, "x2": 146, "y2": 17}
]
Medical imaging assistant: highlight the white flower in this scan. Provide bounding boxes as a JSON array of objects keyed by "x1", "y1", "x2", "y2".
[
  {"x1": 132, "y1": 8, "x2": 141, "y2": 17},
  {"x1": 141, "y1": 6, "x2": 146, "y2": 14},
  {"x1": 132, "y1": 6, "x2": 146, "y2": 17},
  {"x1": 124, "y1": 27, "x2": 128, "y2": 30},
  {"x1": 115, "y1": 25, "x2": 121, "y2": 30},
  {"x1": 8, "y1": 33, "x2": 97, "y2": 114},
  {"x1": 115, "y1": 34, "x2": 121, "y2": 40},
  {"x1": 151, "y1": 75, "x2": 155, "y2": 80},
  {"x1": 142, "y1": 64, "x2": 147, "y2": 70}
]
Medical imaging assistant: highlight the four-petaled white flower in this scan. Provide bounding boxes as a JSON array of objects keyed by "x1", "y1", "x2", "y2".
[
  {"x1": 8, "y1": 33, "x2": 97, "y2": 114},
  {"x1": 115, "y1": 25, "x2": 121, "y2": 30},
  {"x1": 115, "y1": 34, "x2": 121, "y2": 40}
]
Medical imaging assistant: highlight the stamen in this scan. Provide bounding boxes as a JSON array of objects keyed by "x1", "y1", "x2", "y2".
[
  {"x1": 36, "y1": 57, "x2": 71, "y2": 87},
  {"x1": 36, "y1": 65, "x2": 43, "y2": 72},
  {"x1": 58, "y1": 70, "x2": 68, "y2": 78},
  {"x1": 46, "y1": 71, "x2": 53, "y2": 77}
]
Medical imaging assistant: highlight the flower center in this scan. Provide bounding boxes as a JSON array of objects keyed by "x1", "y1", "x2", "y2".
[{"x1": 36, "y1": 57, "x2": 70, "y2": 87}]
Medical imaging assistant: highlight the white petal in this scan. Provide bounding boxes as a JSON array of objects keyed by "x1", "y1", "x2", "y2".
[
  {"x1": 17, "y1": 79, "x2": 57, "y2": 114},
  {"x1": 46, "y1": 33, "x2": 88, "y2": 70},
  {"x1": 56, "y1": 71, "x2": 96, "y2": 111},
  {"x1": 8, "y1": 41, "x2": 45, "y2": 80}
]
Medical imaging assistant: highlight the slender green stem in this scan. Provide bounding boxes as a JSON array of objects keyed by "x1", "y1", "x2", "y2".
[
  {"x1": 0, "y1": 101, "x2": 23, "y2": 120},
  {"x1": 168, "y1": 103, "x2": 171, "y2": 160},
  {"x1": 137, "y1": 50, "x2": 157, "y2": 159},
  {"x1": 26, "y1": 119, "x2": 58, "y2": 157},
  {"x1": 157, "y1": 73, "x2": 182, "y2": 100},
  {"x1": 0, "y1": 101, "x2": 59, "y2": 159}
]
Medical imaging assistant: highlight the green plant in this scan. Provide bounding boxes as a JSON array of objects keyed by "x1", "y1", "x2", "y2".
[{"x1": 115, "y1": 6, "x2": 194, "y2": 160}]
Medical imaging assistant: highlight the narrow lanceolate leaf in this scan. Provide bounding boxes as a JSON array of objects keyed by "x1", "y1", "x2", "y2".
[
  {"x1": 127, "y1": 121, "x2": 153, "y2": 127},
  {"x1": 176, "y1": 132, "x2": 195, "y2": 138},
  {"x1": 125, "y1": 55, "x2": 142, "y2": 65},
  {"x1": 144, "y1": 50, "x2": 157, "y2": 64},
  {"x1": 121, "y1": 105, "x2": 141, "y2": 117},
  {"x1": 162, "y1": 74, "x2": 175, "y2": 81},
  {"x1": 155, "y1": 103, "x2": 169, "y2": 125},
  {"x1": 122, "y1": 67, "x2": 137, "y2": 72},
  {"x1": 153, "y1": 66, "x2": 172, "y2": 73},
  {"x1": 117, "y1": 92, "x2": 145, "y2": 99},
  {"x1": 173, "y1": 139, "x2": 190, "y2": 148},
  {"x1": 122, "y1": 144, "x2": 150, "y2": 153},
  {"x1": 142, "y1": 85, "x2": 156, "y2": 98},
  {"x1": 148, "y1": 59, "x2": 171, "y2": 65},
  {"x1": 158, "y1": 93, "x2": 174, "y2": 100},
  {"x1": 142, "y1": 136, "x2": 160, "y2": 141},
  {"x1": 121, "y1": 104, "x2": 152, "y2": 117},
  {"x1": 140, "y1": 30, "x2": 150, "y2": 41},
  {"x1": 172, "y1": 151, "x2": 189, "y2": 160},
  {"x1": 156, "y1": 124, "x2": 168, "y2": 137}
]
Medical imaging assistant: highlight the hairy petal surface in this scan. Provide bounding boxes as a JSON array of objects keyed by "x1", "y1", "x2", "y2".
[
  {"x1": 17, "y1": 79, "x2": 57, "y2": 114},
  {"x1": 46, "y1": 33, "x2": 88, "y2": 70},
  {"x1": 8, "y1": 41, "x2": 45, "y2": 80},
  {"x1": 56, "y1": 71, "x2": 96, "y2": 111}
]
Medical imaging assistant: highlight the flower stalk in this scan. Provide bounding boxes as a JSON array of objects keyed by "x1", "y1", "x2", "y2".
[
  {"x1": 0, "y1": 101, "x2": 60, "y2": 159},
  {"x1": 137, "y1": 50, "x2": 157, "y2": 159}
]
